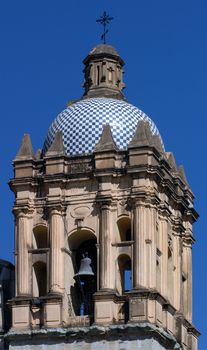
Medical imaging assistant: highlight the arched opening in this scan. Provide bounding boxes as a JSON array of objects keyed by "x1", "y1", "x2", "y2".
[
  {"x1": 68, "y1": 230, "x2": 97, "y2": 318},
  {"x1": 117, "y1": 216, "x2": 131, "y2": 242},
  {"x1": 108, "y1": 67, "x2": 113, "y2": 82},
  {"x1": 69, "y1": 229, "x2": 96, "y2": 251},
  {"x1": 96, "y1": 65, "x2": 100, "y2": 85},
  {"x1": 33, "y1": 225, "x2": 48, "y2": 249},
  {"x1": 117, "y1": 254, "x2": 132, "y2": 294},
  {"x1": 33, "y1": 262, "x2": 47, "y2": 297},
  {"x1": 75, "y1": 239, "x2": 97, "y2": 316}
]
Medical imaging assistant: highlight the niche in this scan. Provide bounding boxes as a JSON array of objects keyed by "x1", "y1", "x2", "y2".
[
  {"x1": 117, "y1": 254, "x2": 132, "y2": 294},
  {"x1": 33, "y1": 225, "x2": 48, "y2": 249},
  {"x1": 33, "y1": 261, "x2": 47, "y2": 297},
  {"x1": 117, "y1": 216, "x2": 131, "y2": 242}
]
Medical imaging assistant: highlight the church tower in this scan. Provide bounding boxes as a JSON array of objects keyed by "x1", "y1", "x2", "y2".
[{"x1": 7, "y1": 44, "x2": 199, "y2": 349}]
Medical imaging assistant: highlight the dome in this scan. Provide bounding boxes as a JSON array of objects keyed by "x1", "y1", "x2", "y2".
[
  {"x1": 43, "y1": 97, "x2": 163, "y2": 156},
  {"x1": 89, "y1": 44, "x2": 120, "y2": 57}
]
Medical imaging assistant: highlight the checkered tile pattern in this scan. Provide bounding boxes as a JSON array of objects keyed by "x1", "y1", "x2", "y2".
[{"x1": 43, "y1": 98, "x2": 163, "y2": 156}]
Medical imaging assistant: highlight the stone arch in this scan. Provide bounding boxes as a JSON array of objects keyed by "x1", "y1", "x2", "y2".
[
  {"x1": 117, "y1": 215, "x2": 131, "y2": 242},
  {"x1": 33, "y1": 224, "x2": 48, "y2": 249},
  {"x1": 68, "y1": 227, "x2": 96, "y2": 251},
  {"x1": 67, "y1": 228, "x2": 97, "y2": 317}
]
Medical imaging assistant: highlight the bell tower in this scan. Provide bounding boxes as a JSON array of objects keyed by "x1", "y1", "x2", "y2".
[{"x1": 7, "y1": 44, "x2": 200, "y2": 350}]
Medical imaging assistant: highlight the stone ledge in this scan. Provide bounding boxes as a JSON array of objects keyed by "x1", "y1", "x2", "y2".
[{"x1": 5, "y1": 322, "x2": 182, "y2": 349}]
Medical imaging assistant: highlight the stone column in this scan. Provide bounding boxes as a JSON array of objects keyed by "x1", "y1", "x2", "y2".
[
  {"x1": 16, "y1": 210, "x2": 32, "y2": 296},
  {"x1": 173, "y1": 232, "x2": 182, "y2": 311},
  {"x1": 182, "y1": 237, "x2": 193, "y2": 322},
  {"x1": 160, "y1": 214, "x2": 168, "y2": 299},
  {"x1": 99, "y1": 202, "x2": 112, "y2": 290},
  {"x1": 133, "y1": 202, "x2": 146, "y2": 288},
  {"x1": 145, "y1": 206, "x2": 157, "y2": 289},
  {"x1": 49, "y1": 207, "x2": 65, "y2": 294}
]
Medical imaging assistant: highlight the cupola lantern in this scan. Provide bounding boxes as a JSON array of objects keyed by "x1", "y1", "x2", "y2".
[{"x1": 83, "y1": 44, "x2": 125, "y2": 100}]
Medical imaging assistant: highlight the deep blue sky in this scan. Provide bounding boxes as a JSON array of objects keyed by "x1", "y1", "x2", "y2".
[{"x1": 0, "y1": 0, "x2": 206, "y2": 347}]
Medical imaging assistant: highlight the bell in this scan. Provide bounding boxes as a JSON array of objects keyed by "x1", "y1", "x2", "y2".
[{"x1": 75, "y1": 253, "x2": 94, "y2": 279}]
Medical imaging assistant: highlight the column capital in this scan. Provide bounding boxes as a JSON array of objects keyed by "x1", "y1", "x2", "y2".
[
  {"x1": 183, "y1": 234, "x2": 195, "y2": 247},
  {"x1": 158, "y1": 203, "x2": 171, "y2": 220},
  {"x1": 171, "y1": 220, "x2": 185, "y2": 235},
  {"x1": 13, "y1": 206, "x2": 34, "y2": 218},
  {"x1": 47, "y1": 203, "x2": 66, "y2": 217},
  {"x1": 130, "y1": 195, "x2": 159, "y2": 209},
  {"x1": 130, "y1": 198, "x2": 144, "y2": 209},
  {"x1": 96, "y1": 196, "x2": 113, "y2": 210}
]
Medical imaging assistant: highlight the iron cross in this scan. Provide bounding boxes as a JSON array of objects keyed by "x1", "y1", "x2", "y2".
[{"x1": 96, "y1": 11, "x2": 114, "y2": 44}]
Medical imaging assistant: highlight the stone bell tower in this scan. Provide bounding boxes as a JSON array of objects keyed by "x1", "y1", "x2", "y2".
[{"x1": 6, "y1": 44, "x2": 199, "y2": 350}]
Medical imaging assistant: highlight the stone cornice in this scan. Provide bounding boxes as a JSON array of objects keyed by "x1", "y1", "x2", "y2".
[
  {"x1": 112, "y1": 241, "x2": 134, "y2": 247},
  {"x1": 10, "y1": 152, "x2": 196, "y2": 213},
  {"x1": 126, "y1": 288, "x2": 172, "y2": 305},
  {"x1": 11, "y1": 149, "x2": 193, "y2": 194},
  {"x1": 4, "y1": 323, "x2": 183, "y2": 349},
  {"x1": 183, "y1": 208, "x2": 199, "y2": 224},
  {"x1": 175, "y1": 313, "x2": 201, "y2": 337},
  {"x1": 8, "y1": 294, "x2": 63, "y2": 307}
]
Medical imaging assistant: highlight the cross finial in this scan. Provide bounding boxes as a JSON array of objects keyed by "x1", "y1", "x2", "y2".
[{"x1": 96, "y1": 11, "x2": 114, "y2": 44}]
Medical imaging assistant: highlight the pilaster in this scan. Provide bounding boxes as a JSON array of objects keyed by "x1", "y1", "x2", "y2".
[
  {"x1": 159, "y1": 209, "x2": 169, "y2": 300},
  {"x1": 182, "y1": 235, "x2": 193, "y2": 322},
  {"x1": 133, "y1": 201, "x2": 147, "y2": 289},
  {"x1": 172, "y1": 229, "x2": 182, "y2": 311},
  {"x1": 145, "y1": 205, "x2": 157, "y2": 289},
  {"x1": 99, "y1": 200, "x2": 114, "y2": 291},
  {"x1": 15, "y1": 208, "x2": 34, "y2": 296}
]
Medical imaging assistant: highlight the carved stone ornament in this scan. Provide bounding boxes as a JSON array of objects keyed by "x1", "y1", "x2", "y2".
[
  {"x1": 68, "y1": 161, "x2": 92, "y2": 174},
  {"x1": 70, "y1": 206, "x2": 91, "y2": 219}
]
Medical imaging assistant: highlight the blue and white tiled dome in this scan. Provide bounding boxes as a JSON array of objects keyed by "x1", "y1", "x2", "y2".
[{"x1": 43, "y1": 97, "x2": 163, "y2": 156}]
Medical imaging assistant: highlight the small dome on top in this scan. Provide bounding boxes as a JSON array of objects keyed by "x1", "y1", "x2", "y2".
[
  {"x1": 89, "y1": 44, "x2": 120, "y2": 57},
  {"x1": 84, "y1": 44, "x2": 124, "y2": 67}
]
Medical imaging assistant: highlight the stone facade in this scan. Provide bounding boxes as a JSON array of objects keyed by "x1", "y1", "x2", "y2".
[{"x1": 5, "y1": 44, "x2": 200, "y2": 349}]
